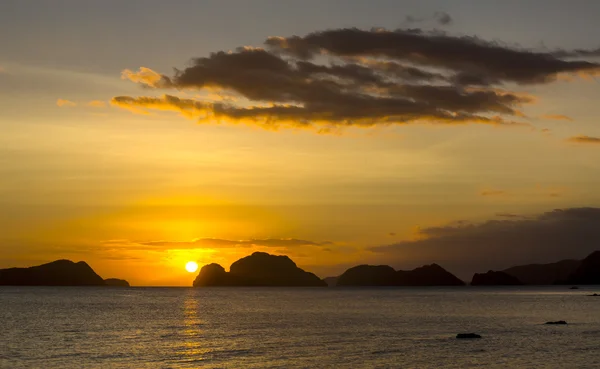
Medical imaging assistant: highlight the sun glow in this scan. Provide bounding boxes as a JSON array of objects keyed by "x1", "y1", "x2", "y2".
[{"x1": 185, "y1": 261, "x2": 199, "y2": 273}]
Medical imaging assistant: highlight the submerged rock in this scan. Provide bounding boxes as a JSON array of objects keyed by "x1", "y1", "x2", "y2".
[
  {"x1": 545, "y1": 320, "x2": 567, "y2": 325},
  {"x1": 456, "y1": 333, "x2": 482, "y2": 339}
]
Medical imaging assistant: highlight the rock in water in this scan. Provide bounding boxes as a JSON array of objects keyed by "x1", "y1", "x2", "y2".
[
  {"x1": 545, "y1": 320, "x2": 567, "y2": 325},
  {"x1": 456, "y1": 333, "x2": 482, "y2": 339}
]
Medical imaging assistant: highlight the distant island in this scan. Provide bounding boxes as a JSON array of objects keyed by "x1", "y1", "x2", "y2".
[
  {"x1": 0, "y1": 260, "x2": 129, "y2": 286},
  {"x1": 566, "y1": 251, "x2": 600, "y2": 284},
  {"x1": 104, "y1": 278, "x2": 130, "y2": 287},
  {"x1": 471, "y1": 271, "x2": 523, "y2": 286},
  {"x1": 193, "y1": 252, "x2": 327, "y2": 287},
  {"x1": 334, "y1": 263, "x2": 465, "y2": 286},
  {"x1": 473, "y1": 250, "x2": 600, "y2": 285},
  {"x1": 502, "y1": 260, "x2": 580, "y2": 285}
]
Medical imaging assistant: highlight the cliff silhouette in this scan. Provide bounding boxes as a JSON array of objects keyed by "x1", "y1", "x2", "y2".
[
  {"x1": 471, "y1": 270, "x2": 523, "y2": 286},
  {"x1": 0, "y1": 260, "x2": 105, "y2": 286},
  {"x1": 193, "y1": 252, "x2": 327, "y2": 287},
  {"x1": 336, "y1": 263, "x2": 465, "y2": 286}
]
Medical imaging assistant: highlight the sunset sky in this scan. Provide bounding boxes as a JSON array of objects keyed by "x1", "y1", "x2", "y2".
[{"x1": 2, "y1": 0, "x2": 600, "y2": 286}]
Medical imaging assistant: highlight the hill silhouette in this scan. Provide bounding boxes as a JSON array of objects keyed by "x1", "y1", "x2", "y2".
[
  {"x1": 567, "y1": 251, "x2": 600, "y2": 284},
  {"x1": 336, "y1": 263, "x2": 464, "y2": 286},
  {"x1": 0, "y1": 260, "x2": 105, "y2": 286},
  {"x1": 471, "y1": 270, "x2": 523, "y2": 286},
  {"x1": 193, "y1": 252, "x2": 327, "y2": 287},
  {"x1": 104, "y1": 278, "x2": 130, "y2": 287},
  {"x1": 503, "y1": 260, "x2": 580, "y2": 285}
]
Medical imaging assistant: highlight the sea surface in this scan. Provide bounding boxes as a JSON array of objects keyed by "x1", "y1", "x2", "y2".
[{"x1": 1, "y1": 286, "x2": 600, "y2": 368}]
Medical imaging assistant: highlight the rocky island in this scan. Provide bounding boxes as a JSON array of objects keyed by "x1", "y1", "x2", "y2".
[
  {"x1": 193, "y1": 252, "x2": 327, "y2": 287},
  {"x1": 335, "y1": 263, "x2": 465, "y2": 286},
  {"x1": 104, "y1": 278, "x2": 130, "y2": 287},
  {"x1": 0, "y1": 260, "x2": 106, "y2": 286},
  {"x1": 471, "y1": 270, "x2": 523, "y2": 286}
]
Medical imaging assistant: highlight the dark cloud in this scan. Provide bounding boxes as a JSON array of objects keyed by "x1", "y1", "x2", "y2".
[
  {"x1": 568, "y1": 135, "x2": 600, "y2": 144},
  {"x1": 266, "y1": 28, "x2": 600, "y2": 85},
  {"x1": 434, "y1": 12, "x2": 453, "y2": 26},
  {"x1": 404, "y1": 12, "x2": 453, "y2": 26},
  {"x1": 113, "y1": 28, "x2": 600, "y2": 130},
  {"x1": 370, "y1": 207, "x2": 600, "y2": 279}
]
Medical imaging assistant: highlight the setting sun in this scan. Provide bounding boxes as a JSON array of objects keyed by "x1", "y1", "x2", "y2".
[{"x1": 185, "y1": 261, "x2": 199, "y2": 273}]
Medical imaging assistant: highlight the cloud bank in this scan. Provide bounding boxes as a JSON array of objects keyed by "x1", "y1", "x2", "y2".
[
  {"x1": 112, "y1": 27, "x2": 600, "y2": 131},
  {"x1": 370, "y1": 207, "x2": 600, "y2": 277}
]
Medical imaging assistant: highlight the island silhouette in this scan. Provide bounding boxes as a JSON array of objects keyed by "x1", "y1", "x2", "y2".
[
  {"x1": 2, "y1": 250, "x2": 599, "y2": 287},
  {"x1": 471, "y1": 270, "x2": 523, "y2": 286},
  {"x1": 193, "y1": 252, "x2": 327, "y2": 287},
  {"x1": 335, "y1": 263, "x2": 465, "y2": 286},
  {"x1": 0, "y1": 260, "x2": 129, "y2": 286}
]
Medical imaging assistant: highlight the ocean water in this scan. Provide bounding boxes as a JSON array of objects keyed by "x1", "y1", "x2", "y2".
[{"x1": 1, "y1": 287, "x2": 600, "y2": 368}]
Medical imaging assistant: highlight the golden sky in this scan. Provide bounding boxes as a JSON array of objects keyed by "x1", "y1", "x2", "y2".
[{"x1": 2, "y1": 1, "x2": 600, "y2": 285}]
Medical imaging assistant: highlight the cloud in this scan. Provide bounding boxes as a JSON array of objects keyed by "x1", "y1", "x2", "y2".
[
  {"x1": 404, "y1": 12, "x2": 453, "y2": 26},
  {"x1": 434, "y1": 12, "x2": 453, "y2": 25},
  {"x1": 139, "y1": 238, "x2": 332, "y2": 249},
  {"x1": 56, "y1": 99, "x2": 76, "y2": 107},
  {"x1": 541, "y1": 114, "x2": 573, "y2": 121},
  {"x1": 110, "y1": 27, "x2": 600, "y2": 131},
  {"x1": 567, "y1": 135, "x2": 600, "y2": 144},
  {"x1": 495, "y1": 212, "x2": 522, "y2": 218},
  {"x1": 480, "y1": 189, "x2": 506, "y2": 196},
  {"x1": 266, "y1": 28, "x2": 600, "y2": 84},
  {"x1": 370, "y1": 207, "x2": 600, "y2": 278},
  {"x1": 87, "y1": 100, "x2": 106, "y2": 108},
  {"x1": 121, "y1": 67, "x2": 168, "y2": 88}
]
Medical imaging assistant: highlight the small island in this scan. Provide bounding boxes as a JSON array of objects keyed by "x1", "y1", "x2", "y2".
[
  {"x1": 193, "y1": 252, "x2": 327, "y2": 287},
  {"x1": 335, "y1": 263, "x2": 465, "y2": 286},
  {"x1": 471, "y1": 270, "x2": 523, "y2": 286},
  {"x1": 0, "y1": 260, "x2": 106, "y2": 286},
  {"x1": 104, "y1": 278, "x2": 130, "y2": 287},
  {"x1": 0, "y1": 260, "x2": 130, "y2": 286}
]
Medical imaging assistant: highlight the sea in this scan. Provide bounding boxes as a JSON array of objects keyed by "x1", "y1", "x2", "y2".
[{"x1": 1, "y1": 286, "x2": 600, "y2": 368}]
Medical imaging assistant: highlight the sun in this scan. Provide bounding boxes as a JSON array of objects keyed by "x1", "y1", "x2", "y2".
[{"x1": 185, "y1": 261, "x2": 199, "y2": 273}]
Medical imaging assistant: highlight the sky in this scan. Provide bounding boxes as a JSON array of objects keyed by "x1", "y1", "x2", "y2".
[{"x1": 2, "y1": 0, "x2": 600, "y2": 285}]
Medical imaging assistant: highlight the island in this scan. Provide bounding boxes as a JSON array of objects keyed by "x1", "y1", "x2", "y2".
[
  {"x1": 335, "y1": 263, "x2": 465, "y2": 286},
  {"x1": 0, "y1": 260, "x2": 106, "y2": 286},
  {"x1": 471, "y1": 270, "x2": 523, "y2": 286},
  {"x1": 104, "y1": 278, "x2": 130, "y2": 287},
  {"x1": 502, "y1": 259, "x2": 581, "y2": 285},
  {"x1": 566, "y1": 251, "x2": 600, "y2": 284},
  {"x1": 192, "y1": 252, "x2": 327, "y2": 287}
]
